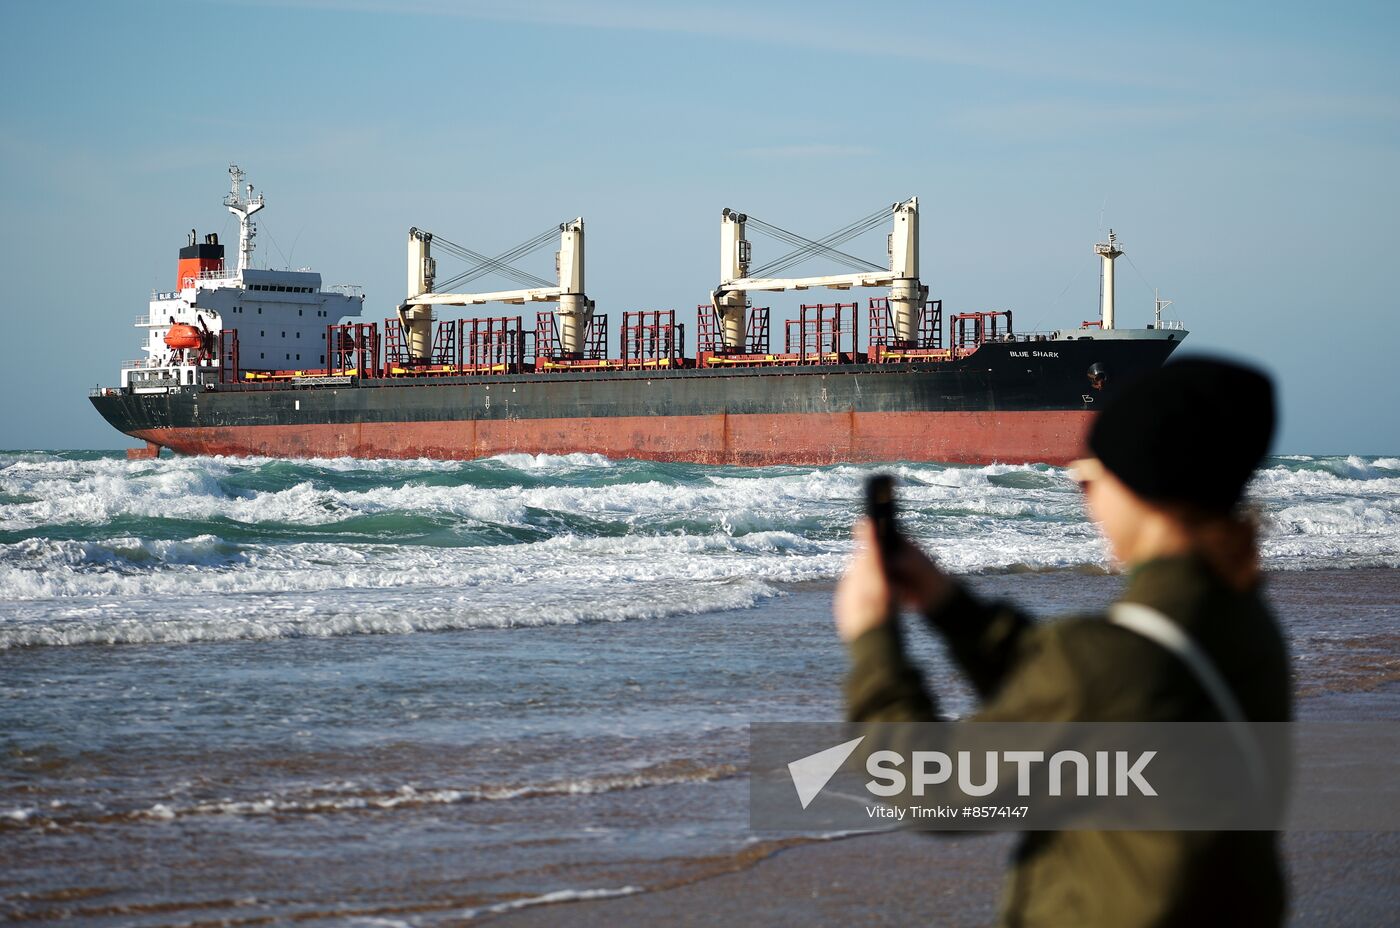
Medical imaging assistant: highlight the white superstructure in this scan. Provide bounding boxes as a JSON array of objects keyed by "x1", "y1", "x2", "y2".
[{"x1": 123, "y1": 166, "x2": 365, "y2": 392}]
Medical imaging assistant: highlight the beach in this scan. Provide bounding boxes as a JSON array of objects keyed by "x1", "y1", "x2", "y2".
[{"x1": 2, "y1": 452, "x2": 1397, "y2": 925}]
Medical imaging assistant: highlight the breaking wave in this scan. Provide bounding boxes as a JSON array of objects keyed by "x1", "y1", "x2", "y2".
[
  {"x1": 0, "y1": 760, "x2": 740, "y2": 831},
  {"x1": 1, "y1": 451, "x2": 1395, "y2": 648}
]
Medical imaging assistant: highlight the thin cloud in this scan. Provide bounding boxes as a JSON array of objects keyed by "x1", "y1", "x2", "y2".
[
  {"x1": 741, "y1": 144, "x2": 875, "y2": 159},
  {"x1": 948, "y1": 92, "x2": 1400, "y2": 140},
  {"x1": 223, "y1": 0, "x2": 1139, "y2": 86}
]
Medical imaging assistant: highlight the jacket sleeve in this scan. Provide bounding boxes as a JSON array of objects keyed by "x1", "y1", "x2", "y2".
[
  {"x1": 922, "y1": 584, "x2": 1037, "y2": 700},
  {"x1": 842, "y1": 589, "x2": 1094, "y2": 817},
  {"x1": 845, "y1": 582, "x2": 1089, "y2": 726},
  {"x1": 844, "y1": 620, "x2": 938, "y2": 723}
]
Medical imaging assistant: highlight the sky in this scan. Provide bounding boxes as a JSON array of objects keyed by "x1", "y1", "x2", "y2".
[{"x1": 1, "y1": 0, "x2": 1397, "y2": 453}]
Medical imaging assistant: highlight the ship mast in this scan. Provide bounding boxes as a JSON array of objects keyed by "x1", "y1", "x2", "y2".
[
  {"x1": 224, "y1": 164, "x2": 265, "y2": 275},
  {"x1": 1094, "y1": 229, "x2": 1123, "y2": 330},
  {"x1": 1154, "y1": 289, "x2": 1172, "y2": 328}
]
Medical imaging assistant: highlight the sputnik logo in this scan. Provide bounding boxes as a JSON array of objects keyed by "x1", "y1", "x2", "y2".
[{"x1": 787, "y1": 736, "x2": 865, "y2": 809}]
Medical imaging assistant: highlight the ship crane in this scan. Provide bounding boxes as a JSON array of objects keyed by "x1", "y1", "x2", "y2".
[
  {"x1": 711, "y1": 197, "x2": 925, "y2": 350},
  {"x1": 400, "y1": 219, "x2": 591, "y2": 360}
]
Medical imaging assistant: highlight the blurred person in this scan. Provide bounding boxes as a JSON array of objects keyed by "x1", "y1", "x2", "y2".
[{"x1": 835, "y1": 358, "x2": 1290, "y2": 927}]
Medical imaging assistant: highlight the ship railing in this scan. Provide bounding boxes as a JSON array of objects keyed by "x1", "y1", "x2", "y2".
[
  {"x1": 196, "y1": 268, "x2": 238, "y2": 281},
  {"x1": 121, "y1": 358, "x2": 159, "y2": 370},
  {"x1": 997, "y1": 332, "x2": 1056, "y2": 342},
  {"x1": 325, "y1": 284, "x2": 364, "y2": 298},
  {"x1": 1153, "y1": 319, "x2": 1187, "y2": 330}
]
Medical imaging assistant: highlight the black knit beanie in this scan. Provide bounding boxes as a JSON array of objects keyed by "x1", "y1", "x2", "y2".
[{"x1": 1086, "y1": 357, "x2": 1275, "y2": 513}]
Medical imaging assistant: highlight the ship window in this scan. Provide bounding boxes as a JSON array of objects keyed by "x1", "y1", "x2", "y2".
[
  {"x1": 296, "y1": 331, "x2": 300, "y2": 338},
  {"x1": 298, "y1": 309, "x2": 303, "y2": 316},
  {"x1": 260, "y1": 352, "x2": 265, "y2": 359},
  {"x1": 257, "y1": 308, "x2": 262, "y2": 314},
  {"x1": 296, "y1": 354, "x2": 301, "y2": 361},
  {"x1": 281, "y1": 332, "x2": 286, "y2": 338},
  {"x1": 320, "y1": 355, "x2": 325, "y2": 363},
  {"x1": 277, "y1": 286, "x2": 286, "y2": 292},
  {"x1": 261, "y1": 331, "x2": 265, "y2": 337}
]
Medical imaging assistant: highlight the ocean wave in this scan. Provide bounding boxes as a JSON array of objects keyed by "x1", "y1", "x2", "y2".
[
  {"x1": 0, "y1": 761, "x2": 739, "y2": 830},
  {"x1": 457, "y1": 886, "x2": 643, "y2": 921},
  {"x1": 1, "y1": 453, "x2": 1395, "y2": 648},
  {"x1": 0, "y1": 579, "x2": 779, "y2": 649}
]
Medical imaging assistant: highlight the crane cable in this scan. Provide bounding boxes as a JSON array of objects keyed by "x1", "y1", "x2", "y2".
[
  {"x1": 748, "y1": 216, "x2": 885, "y2": 276},
  {"x1": 746, "y1": 206, "x2": 889, "y2": 277},
  {"x1": 430, "y1": 225, "x2": 560, "y2": 292},
  {"x1": 432, "y1": 231, "x2": 556, "y2": 290}
]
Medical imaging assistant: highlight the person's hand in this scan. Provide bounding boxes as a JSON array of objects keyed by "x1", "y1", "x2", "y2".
[
  {"x1": 834, "y1": 520, "x2": 954, "y2": 643},
  {"x1": 883, "y1": 524, "x2": 954, "y2": 617},
  {"x1": 834, "y1": 519, "x2": 895, "y2": 642}
]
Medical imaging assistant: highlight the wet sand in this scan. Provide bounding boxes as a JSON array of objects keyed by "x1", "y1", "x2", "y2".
[
  {"x1": 491, "y1": 568, "x2": 1400, "y2": 927},
  {"x1": 488, "y1": 831, "x2": 1400, "y2": 927}
]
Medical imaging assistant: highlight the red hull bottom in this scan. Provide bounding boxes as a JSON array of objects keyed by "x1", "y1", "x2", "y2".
[{"x1": 131, "y1": 410, "x2": 1093, "y2": 466}]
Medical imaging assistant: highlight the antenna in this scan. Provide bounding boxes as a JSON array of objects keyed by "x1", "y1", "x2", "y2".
[
  {"x1": 1154, "y1": 288, "x2": 1172, "y2": 328},
  {"x1": 223, "y1": 164, "x2": 265, "y2": 274}
]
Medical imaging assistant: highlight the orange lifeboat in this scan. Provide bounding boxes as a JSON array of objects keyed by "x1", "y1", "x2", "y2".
[{"x1": 164, "y1": 323, "x2": 203, "y2": 350}]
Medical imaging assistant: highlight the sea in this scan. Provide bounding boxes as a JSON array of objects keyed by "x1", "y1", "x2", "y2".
[{"x1": 2, "y1": 451, "x2": 1397, "y2": 924}]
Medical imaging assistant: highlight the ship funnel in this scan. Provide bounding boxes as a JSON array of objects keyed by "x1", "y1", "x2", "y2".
[
  {"x1": 1094, "y1": 229, "x2": 1123, "y2": 330},
  {"x1": 177, "y1": 232, "x2": 225, "y2": 290}
]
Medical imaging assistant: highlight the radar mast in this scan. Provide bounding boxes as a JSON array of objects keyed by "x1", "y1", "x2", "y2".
[{"x1": 224, "y1": 164, "x2": 265, "y2": 274}]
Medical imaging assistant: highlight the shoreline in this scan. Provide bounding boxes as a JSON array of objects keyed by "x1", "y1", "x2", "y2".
[
  {"x1": 486, "y1": 567, "x2": 1400, "y2": 926},
  {"x1": 486, "y1": 829, "x2": 1400, "y2": 927}
]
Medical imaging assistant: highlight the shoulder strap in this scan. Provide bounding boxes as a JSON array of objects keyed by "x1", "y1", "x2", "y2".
[{"x1": 1108, "y1": 602, "x2": 1270, "y2": 791}]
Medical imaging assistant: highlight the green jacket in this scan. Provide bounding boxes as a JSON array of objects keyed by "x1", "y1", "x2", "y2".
[{"x1": 845, "y1": 554, "x2": 1292, "y2": 928}]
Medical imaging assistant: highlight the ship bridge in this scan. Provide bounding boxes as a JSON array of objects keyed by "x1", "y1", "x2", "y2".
[{"x1": 124, "y1": 166, "x2": 364, "y2": 391}]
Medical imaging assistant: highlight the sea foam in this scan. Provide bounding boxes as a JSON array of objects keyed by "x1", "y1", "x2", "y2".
[{"x1": 1, "y1": 452, "x2": 1395, "y2": 648}]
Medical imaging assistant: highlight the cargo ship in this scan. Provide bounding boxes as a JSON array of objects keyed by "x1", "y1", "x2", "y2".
[{"x1": 91, "y1": 167, "x2": 1187, "y2": 465}]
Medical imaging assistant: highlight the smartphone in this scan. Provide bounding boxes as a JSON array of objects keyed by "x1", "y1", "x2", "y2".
[{"x1": 864, "y1": 474, "x2": 897, "y2": 558}]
